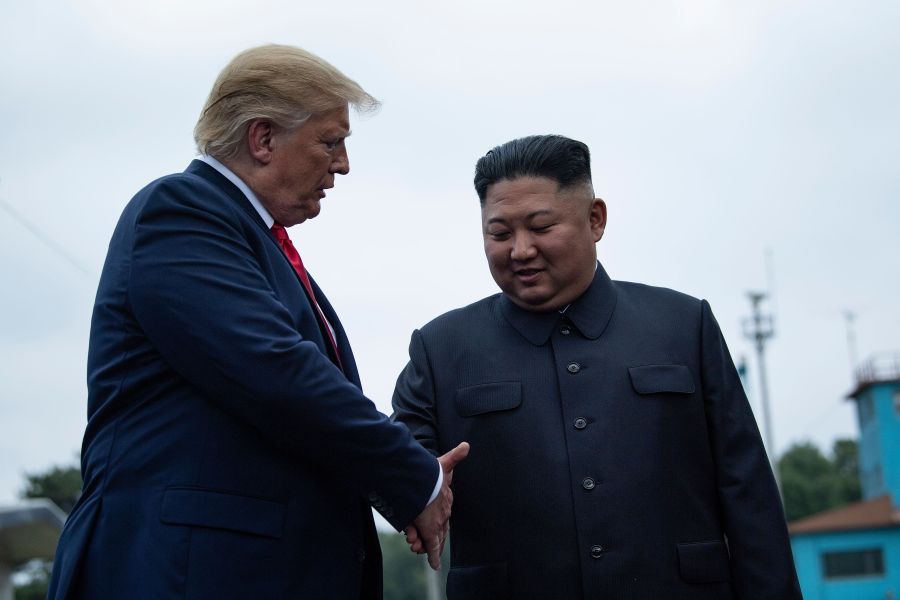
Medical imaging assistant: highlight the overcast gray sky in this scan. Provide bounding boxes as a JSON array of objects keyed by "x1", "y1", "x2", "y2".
[{"x1": 1, "y1": 0, "x2": 898, "y2": 504}]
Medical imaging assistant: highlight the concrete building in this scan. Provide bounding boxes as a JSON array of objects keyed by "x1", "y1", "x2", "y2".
[
  {"x1": 0, "y1": 499, "x2": 66, "y2": 600},
  {"x1": 789, "y1": 353, "x2": 900, "y2": 599}
]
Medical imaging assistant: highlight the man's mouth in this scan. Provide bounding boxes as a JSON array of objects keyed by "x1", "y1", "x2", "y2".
[
  {"x1": 514, "y1": 268, "x2": 543, "y2": 283},
  {"x1": 317, "y1": 183, "x2": 334, "y2": 199}
]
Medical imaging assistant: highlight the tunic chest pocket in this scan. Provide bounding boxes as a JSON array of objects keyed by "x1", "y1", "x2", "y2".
[
  {"x1": 455, "y1": 382, "x2": 522, "y2": 417},
  {"x1": 628, "y1": 364, "x2": 695, "y2": 395}
]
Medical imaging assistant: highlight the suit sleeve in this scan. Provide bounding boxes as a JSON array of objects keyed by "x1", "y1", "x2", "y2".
[
  {"x1": 391, "y1": 329, "x2": 440, "y2": 456},
  {"x1": 127, "y1": 179, "x2": 437, "y2": 531},
  {"x1": 699, "y1": 300, "x2": 802, "y2": 598}
]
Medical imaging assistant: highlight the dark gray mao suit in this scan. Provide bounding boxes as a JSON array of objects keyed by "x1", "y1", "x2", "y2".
[{"x1": 392, "y1": 263, "x2": 801, "y2": 599}]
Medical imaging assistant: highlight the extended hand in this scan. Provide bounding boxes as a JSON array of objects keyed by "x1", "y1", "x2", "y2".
[{"x1": 406, "y1": 441, "x2": 470, "y2": 569}]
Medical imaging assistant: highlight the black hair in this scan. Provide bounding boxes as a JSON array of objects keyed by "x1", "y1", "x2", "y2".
[{"x1": 473, "y1": 134, "x2": 592, "y2": 203}]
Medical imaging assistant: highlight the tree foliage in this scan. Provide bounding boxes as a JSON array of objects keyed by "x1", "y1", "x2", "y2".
[
  {"x1": 380, "y1": 531, "x2": 449, "y2": 600},
  {"x1": 20, "y1": 461, "x2": 83, "y2": 513},
  {"x1": 778, "y1": 438, "x2": 862, "y2": 522},
  {"x1": 12, "y1": 561, "x2": 52, "y2": 600}
]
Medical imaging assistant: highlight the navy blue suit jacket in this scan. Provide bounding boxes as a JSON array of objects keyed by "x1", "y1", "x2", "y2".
[
  {"x1": 48, "y1": 160, "x2": 437, "y2": 599},
  {"x1": 393, "y1": 264, "x2": 801, "y2": 599}
]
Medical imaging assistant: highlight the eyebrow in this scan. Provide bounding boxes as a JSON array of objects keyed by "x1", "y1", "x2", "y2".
[
  {"x1": 325, "y1": 126, "x2": 352, "y2": 138},
  {"x1": 485, "y1": 209, "x2": 553, "y2": 225}
]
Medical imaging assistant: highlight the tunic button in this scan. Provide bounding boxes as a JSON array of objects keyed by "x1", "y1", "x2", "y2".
[
  {"x1": 574, "y1": 418, "x2": 587, "y2": 430},
  {"x1": 357, "y1": 548, "x2": 367, "y2": 562},
  {"x1": 567, "y1": 362, "x2": 581, "y2": 374},
  {"x1": 582, "y1": 477, "x2": 595, "y2": 490},
  {"x1": 590, "y1": 545, "x2": 604, "y2": 559},
  {"x1": 560, "y1": 326, "x2": 571, "y2": 335}
]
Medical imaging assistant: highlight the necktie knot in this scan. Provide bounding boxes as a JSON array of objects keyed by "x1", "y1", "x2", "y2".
[
  {"x1": 271, "y1": 222, "x2": 290, "y2": 242},
  {"x1": 270, "y1": 222, "x2": 343, "y2": 371}
]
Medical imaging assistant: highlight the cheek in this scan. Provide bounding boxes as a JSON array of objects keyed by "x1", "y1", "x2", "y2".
[{"x1": 483, "y1": 243, "x2": 507, "y2": 267}]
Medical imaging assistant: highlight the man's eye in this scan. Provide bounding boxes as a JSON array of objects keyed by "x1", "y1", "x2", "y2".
[
  {"x1": 489, "y1": 231, "x2": 511, "y2": 240},
  {"x1": 324, "y1": 140, "x2": 338, "y2": 150},
  {"x1": 532, "y1": 224, "x2": 552, "y2": 233}
]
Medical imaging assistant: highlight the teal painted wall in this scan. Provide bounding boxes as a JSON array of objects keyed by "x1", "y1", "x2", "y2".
[
  {"x1": 872, "y1": 382, "x2": 900, "y2": 502},
  {"x1": 792, "y1": 528, "x2": 900, "y2": 600},
  {"x1": 854, "y1": 381, "x2": 900, "y2": 501}
]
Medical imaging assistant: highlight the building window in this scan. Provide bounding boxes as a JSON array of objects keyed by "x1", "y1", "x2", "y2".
[{"x1": 822, "y1": 548, "x2": 884, "y2": 579}]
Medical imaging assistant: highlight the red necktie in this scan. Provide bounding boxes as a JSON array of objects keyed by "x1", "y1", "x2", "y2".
[{"x1": 271, "y1": 223, "x2": 343, "y2": 370}]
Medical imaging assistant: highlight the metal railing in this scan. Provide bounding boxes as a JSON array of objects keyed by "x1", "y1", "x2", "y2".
[{"x1": 855, "y1": 352, "x2": 900, "y2": 384}]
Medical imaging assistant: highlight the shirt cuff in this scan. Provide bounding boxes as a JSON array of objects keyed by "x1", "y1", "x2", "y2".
[{"x1": 427, "y1": 462, "x2": 443, "y2": 505}]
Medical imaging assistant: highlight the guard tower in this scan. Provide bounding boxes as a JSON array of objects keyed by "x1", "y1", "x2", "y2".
[
  {"x1": 851, "y1": 353, "x2": 900, "y2": 501},
  {"x1": 789, "y1": 352, "x2": 900, "y2": 599}
]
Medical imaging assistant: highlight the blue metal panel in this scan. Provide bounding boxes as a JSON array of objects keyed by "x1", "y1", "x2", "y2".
[
  {"x1": 856, "y1": 388, "x2": 884, "y2": 499},
  {"x1": 872, "y1": 382, "x2": 900, "y2": 502},
  {"x1": 791, "y1": 528, "x2": 900, "y2": 599}
]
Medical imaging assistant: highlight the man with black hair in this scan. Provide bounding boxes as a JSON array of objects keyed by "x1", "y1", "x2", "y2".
[{"x1": 392, "y1": 135, "x2": 801, "y2": 599}]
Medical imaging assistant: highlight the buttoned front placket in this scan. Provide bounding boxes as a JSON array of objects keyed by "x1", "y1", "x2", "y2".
[{"x1": 550, "y1": 313, "x2": 615, "y2": 596}]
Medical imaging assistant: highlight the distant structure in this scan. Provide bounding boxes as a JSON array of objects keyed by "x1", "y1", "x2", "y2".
[
  {"x1": 743, "y1": 291, "x2": 777, "y2": 476},
  {"x1": 789, "y1": 352, "x2": 900, "y2": 599},
  {"x1": 0, "y1": 499, "x2": 66, "y2": 600}
]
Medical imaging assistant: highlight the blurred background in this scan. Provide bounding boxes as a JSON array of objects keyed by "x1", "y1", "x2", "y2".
[{"x1": 1, "y1": 1, "x2": 898, "y2": 598}]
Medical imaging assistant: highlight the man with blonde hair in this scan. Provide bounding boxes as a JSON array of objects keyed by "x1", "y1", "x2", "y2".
[{"x1": 47, "y1": 44, "x2": 467, "y2": 599}]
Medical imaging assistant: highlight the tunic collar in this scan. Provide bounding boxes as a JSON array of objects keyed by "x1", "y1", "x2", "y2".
[{"x1": 498, "y1": 262, "x2": 617, "y2": 346}]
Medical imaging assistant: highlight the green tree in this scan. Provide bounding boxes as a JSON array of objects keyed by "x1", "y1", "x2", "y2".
[
  {"x1": 21, "y1": 462, "x2": 82, "y2": 513},
  {"x1": 12, "y1": 561, "x2": 52, "y2": 600},
  {"x1": 380, "y1": 531, "x2": 450, "y2": 600},
  {"x1": 831, "y1": 438, "x2": 862, "y2": 503},
  {"x1": 778, "y1": 438, "x2": 862, "y2": 522},
  {"x1": 380, "y1": 532, "x2": 428, "y2": 600}
]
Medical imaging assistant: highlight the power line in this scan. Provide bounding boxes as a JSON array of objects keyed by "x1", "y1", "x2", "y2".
[{"x1": 0, "y1": 195, "x2": 96, "y2": 280}]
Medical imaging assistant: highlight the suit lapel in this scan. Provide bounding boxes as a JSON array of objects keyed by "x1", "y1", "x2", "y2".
[{"x1": 185, "y1": 160, "x2": 354, "y2": 379}]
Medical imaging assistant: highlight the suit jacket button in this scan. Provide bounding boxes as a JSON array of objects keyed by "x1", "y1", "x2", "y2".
[
  {"x1": 582, "y1": 477, "x2": 595, "y2": 490},
  {"x1": 357, "y1": 548, "x2": 367, "y2": 562},
  {"x1": 590, "y1": 545, "x2": 604, "y2": 559},
  {"x1": 574, "y1": 418, "x2": 587, "y2": 430},
  {"x1": 567, "y1": 362, "x2": 581, "y2": 374},
  {"x1": 560, "y1": 326, "x2": 571, "y2": 335}
]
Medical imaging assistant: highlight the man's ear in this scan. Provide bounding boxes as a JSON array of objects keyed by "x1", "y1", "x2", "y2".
[
  {"x1": 590, "y1": 198, "x2": 607, "y2": 242},
  {"x1": 246, "y1": 119, "x2": 276, "y2": 165}
]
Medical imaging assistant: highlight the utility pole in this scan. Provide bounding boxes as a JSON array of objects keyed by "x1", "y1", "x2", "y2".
[
  {"x1": 424, "y1": 559, "x2": 441, "y2": 600},
  {"x1": 743, "y1": 291, "x2": 780, "y2": 492}
]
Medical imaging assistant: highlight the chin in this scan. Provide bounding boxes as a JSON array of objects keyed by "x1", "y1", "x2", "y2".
[{"x1": 510, "y1": 294, "x2": 552, "y2": 310}]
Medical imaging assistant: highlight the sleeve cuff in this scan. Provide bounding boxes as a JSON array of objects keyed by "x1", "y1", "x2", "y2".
[{"x1": 427, "y1": 462, "x2": 443, "y2": 504}]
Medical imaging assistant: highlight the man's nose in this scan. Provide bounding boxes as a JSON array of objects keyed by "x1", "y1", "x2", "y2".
[
  {"x1": 510, "y1": 233, "x2": 537, "y2": 261},
  {"x1": 331, "y1": 144, "x2": 350, "y2": 175}
]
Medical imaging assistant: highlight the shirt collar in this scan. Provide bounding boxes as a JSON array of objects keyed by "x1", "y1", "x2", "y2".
[
  {"x1": 498, "y1": 262, "x2": 617, "y2": 346},
  {"x1": 199, "y1": 154, "x2": 274, "y2": 228}
]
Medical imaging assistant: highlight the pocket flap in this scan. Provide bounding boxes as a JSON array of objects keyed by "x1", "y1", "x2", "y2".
[
  {"x1": 160, "y1": 487, "x2": 285, "y2": 539},
  {"x1": 447, "y1": 562, "x2": 509, "y2": 599},
  {"x1": 677, "y1": 540, "x2": 731, "y2": 584},
  {"x1": 455, "y1": 382, "x2": 522, "y2": 417},
  {"x1": 628, "y1": 364, "x2": 695, "y2": 395}
]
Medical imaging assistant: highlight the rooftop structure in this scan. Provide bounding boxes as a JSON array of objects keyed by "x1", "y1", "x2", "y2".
[{"x1": 789, "y1": 352, "x2": 900, "y2": 599}]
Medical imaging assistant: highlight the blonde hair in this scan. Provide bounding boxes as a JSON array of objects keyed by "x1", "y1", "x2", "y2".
[{"x1": 194, "y1": 44, "x2": 379, "y2": 160}]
